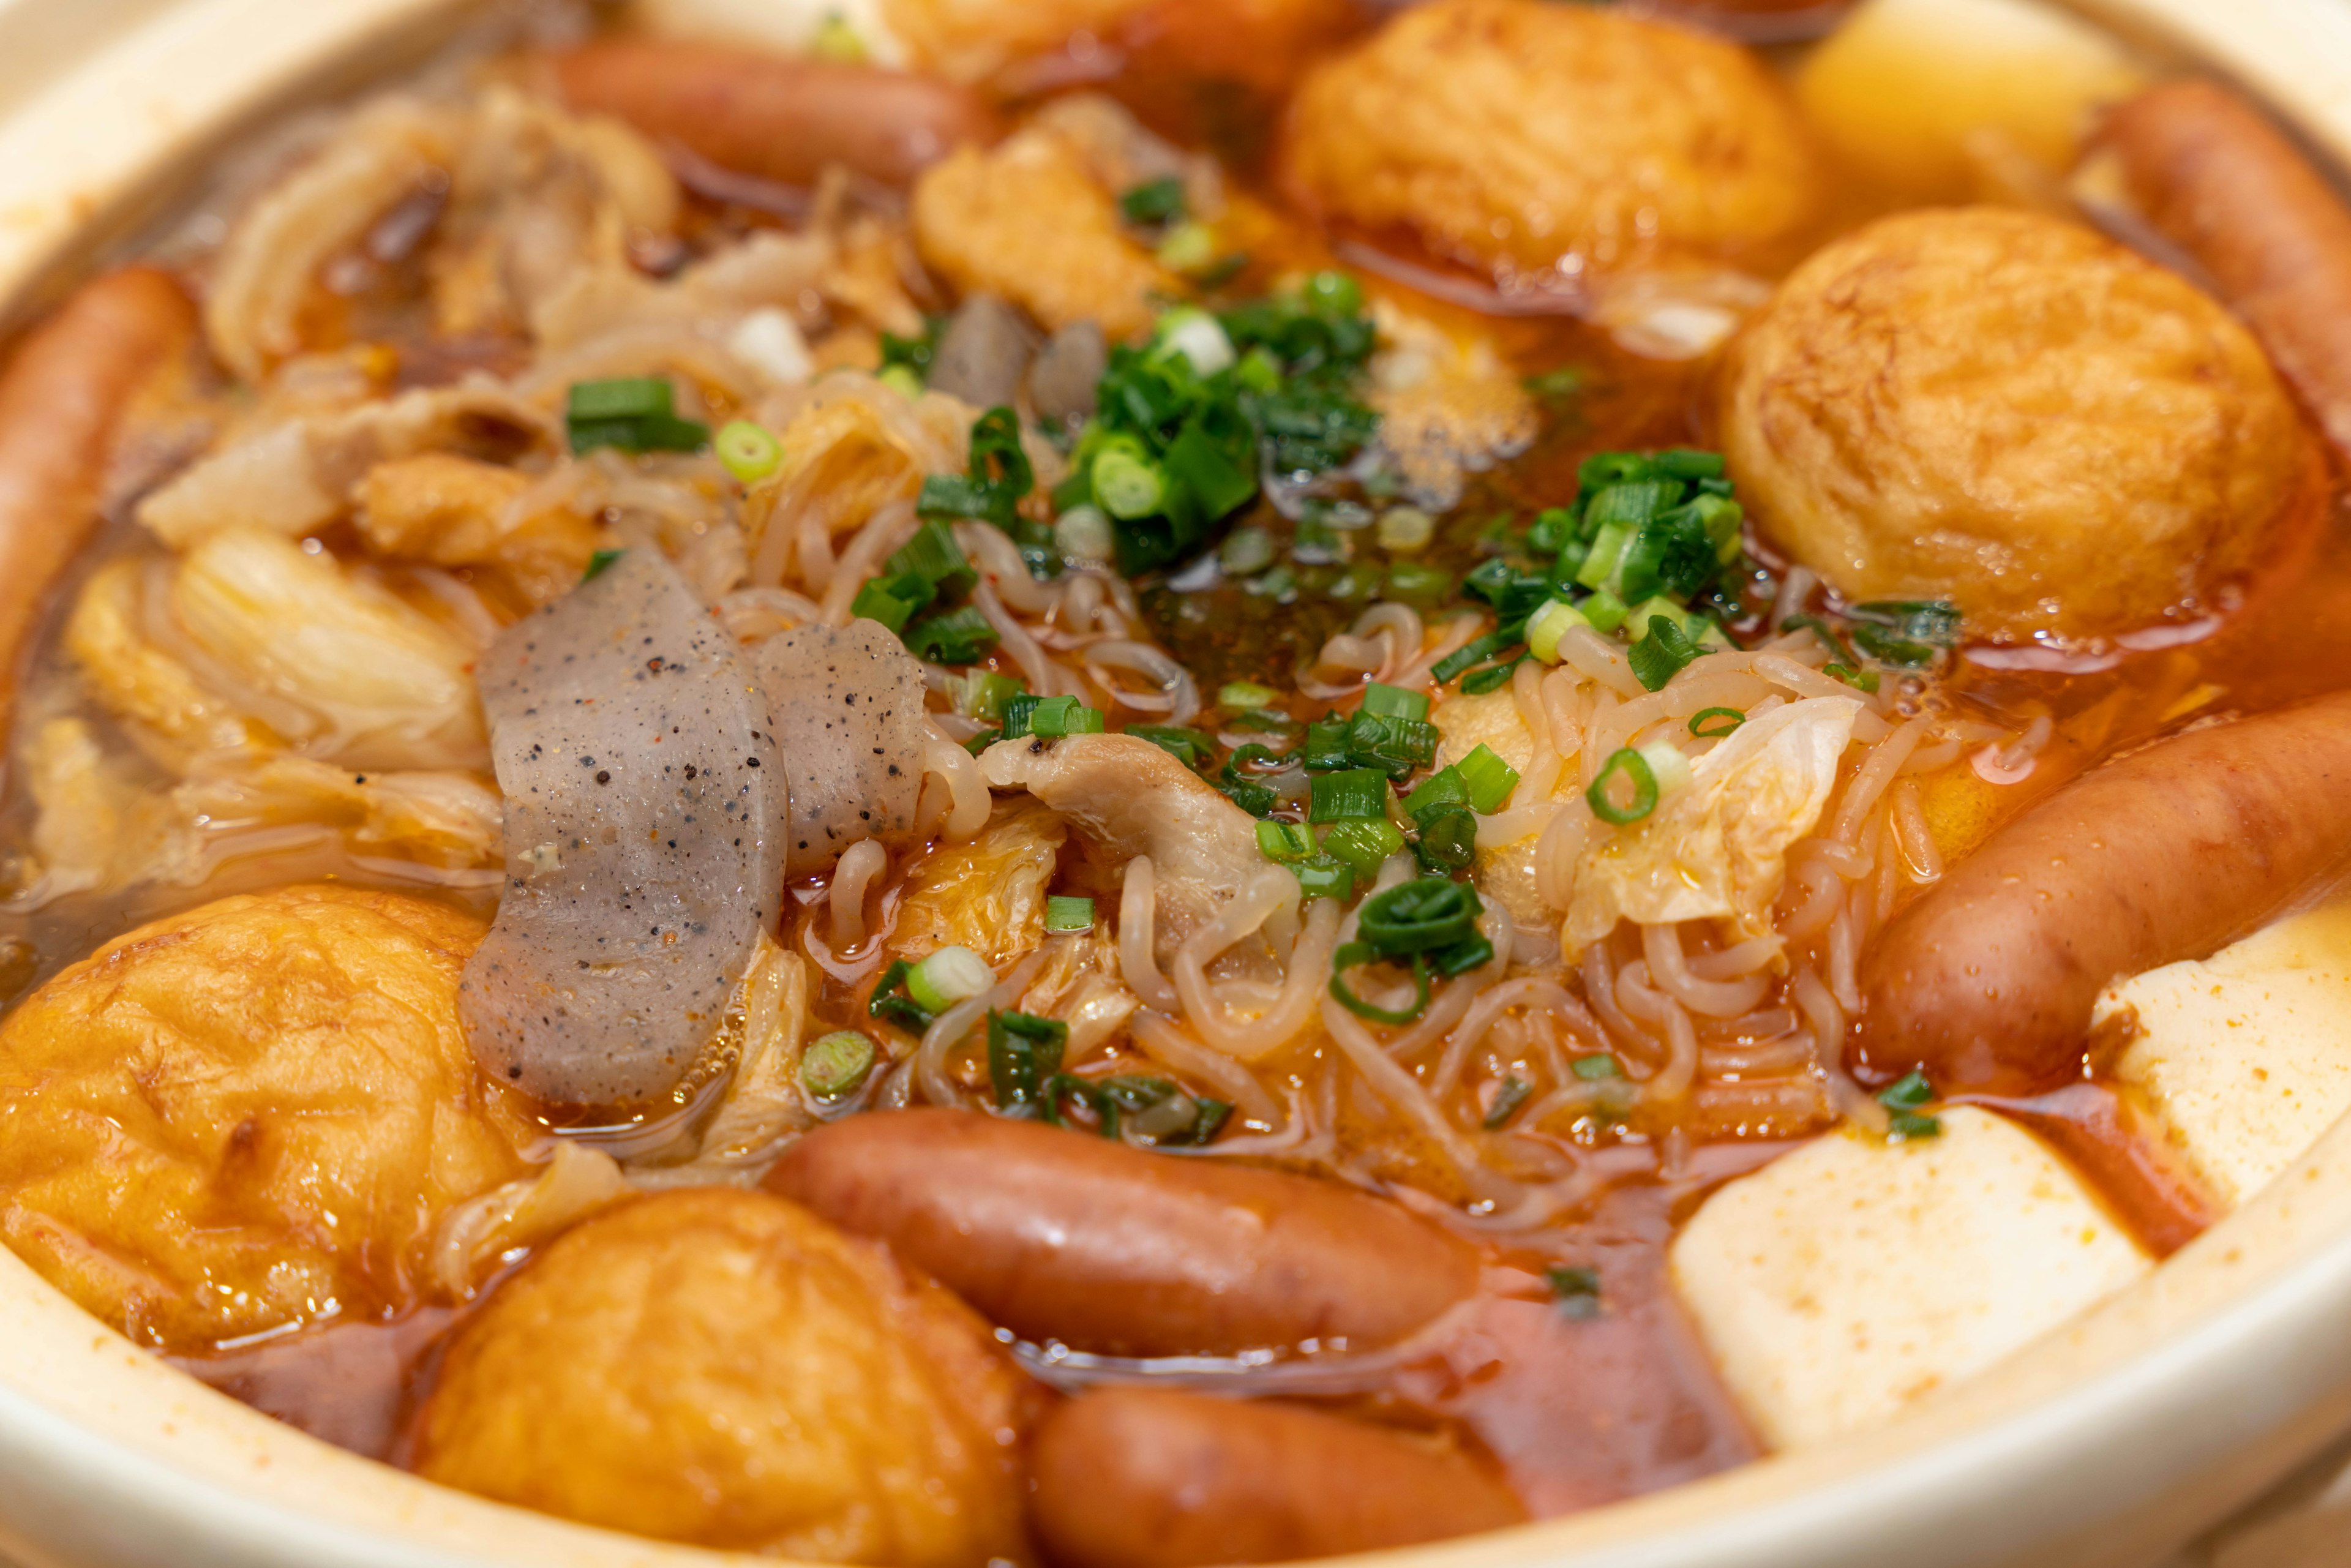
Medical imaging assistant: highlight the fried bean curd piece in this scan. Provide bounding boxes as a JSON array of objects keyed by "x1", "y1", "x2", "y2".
[
  {"x1": 881, "y1": 0, "x2": 1352, "y2": 89},
  {"x1": 1721, "y1": 207, "x2": 2312, "y2": 641},
  {"x1": 913, "y1": 126, "x2": 1177, "y2": 340},
  {"x1": 0, "y1": 886, "x2": 534, "y2": 1351},
  {"x1": 0, "y1": 267, "x2": 195, "y2": 732},
  {"x1": 355, "y1": 452, "x2": 604, "y2": 607},
  {"x1": 415, "y1": 1188, "x2": 1034, "y2": 1566},
  {"x1": 1281, "y1": 0, "x2": 1823, "y2": 285},
  {"x1": 891, "y1": 795, "x2": 1067, "y2": 966}
]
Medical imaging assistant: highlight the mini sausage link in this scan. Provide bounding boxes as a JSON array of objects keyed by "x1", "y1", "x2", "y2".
[
  {"x1": 1858, "y1": 690, "x2": 2351, "y2": 1090},
  {"x1": 550, "y1": 40, "x2": 997, "y2": 190},
  {"x1": 1029, "y1": 1387, "x2": 1527, "y2": 1568},
  {"x1": 0, "y1": 266, "x2": 194, "y2": 730},
  {"x1": 763, "y1": 1108, "x2": 1480, "y2": 1358},
  {"x1": 2103, "y1": 80, "x2": 2351, "y2": 462}
]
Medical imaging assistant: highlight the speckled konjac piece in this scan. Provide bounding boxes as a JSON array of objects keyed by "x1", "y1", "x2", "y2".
[
  {"x1": 461, "y1": 549, "x2": 787, "y2": 1107},
  {"x1": 750, "y1": 617, "x2": 925, "y2": 878}
]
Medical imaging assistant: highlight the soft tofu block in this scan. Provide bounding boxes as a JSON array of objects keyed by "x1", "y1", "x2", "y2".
[
  {"x1": 2099, "y1": 899, "x2": 2351, "y2": 1210},
  {"x1": 1669, "y1": 1107, "x2": 2151, "y2": 1450}
]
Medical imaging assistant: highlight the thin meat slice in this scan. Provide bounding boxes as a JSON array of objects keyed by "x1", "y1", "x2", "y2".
[{"x1": 462, "y1": 549, "x2": 787, "y2": 1106}]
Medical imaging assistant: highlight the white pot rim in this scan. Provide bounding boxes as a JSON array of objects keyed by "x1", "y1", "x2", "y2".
[{"x1": 6, "y1": 2, "x2": 2351, "y2": 1564}]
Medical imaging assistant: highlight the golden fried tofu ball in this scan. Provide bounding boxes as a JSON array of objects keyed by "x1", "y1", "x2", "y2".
[
  {"x1": 1281, "y1": 0, "x2": 1823, "y2": 285},
  {"x1": 0, "y1": 885, "x2": 533, "y2": 1351},
  {"x1": 913, "y1": 126, "x2": 1176, "y2": 340},
  {"x1": 414, "y1": 1188, "x2": 1034, "y2": 1566},
  {"x1": 1720, "y1": 208, "x2": 2313, "y2": 639},
  {"x1": 882, "y1": 0, "x2": 1351, "y2": 90}
]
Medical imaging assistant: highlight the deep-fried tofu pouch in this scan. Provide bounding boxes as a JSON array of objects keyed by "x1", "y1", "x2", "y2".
[
  {"x1": 415, "y1": 1188, "x2": 1036, "y2": 1567},
  {"x1": 1720, "y1": 207, "x2": 2314, "y2": 640},
  {"x1": 913, "y1": 126, "x2": 1177, "y2": 340},
  {"x1": 1282, "y1": 0, "x2": 1822, "y2": 285},
  {"x1": 0, "y1": 886, "x2": 534, "y2": 1351}
]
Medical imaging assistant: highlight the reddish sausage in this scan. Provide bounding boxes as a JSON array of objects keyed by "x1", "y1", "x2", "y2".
[
  {"x1": 550, "y1": 40, "x2": 997, "y2": 190},
  {"x1": 1029, "y1": 1388, "x2": 1526, "y2": 1568},
  {"x1": 2103, "y1": 81, "x2": 2351, "y2": 462},
  {"x1": 0, "y1": 266, "x2": 194, "y2": 729},
  {"x1": 763, "y1": 1108, "x2": 1479, "y2": 1357},
  {"x1": 1858, "y1": 691, "x2": 2351, "y2": 1090}
]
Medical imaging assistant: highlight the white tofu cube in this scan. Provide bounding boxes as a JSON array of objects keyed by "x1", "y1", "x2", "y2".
[
  {"x1": 2098, "y1": 900, "x2": 2351, "y2": 1210},
  {"x1": 1669, "y1": 1107, "x2": 2151, "y2": 1449}
]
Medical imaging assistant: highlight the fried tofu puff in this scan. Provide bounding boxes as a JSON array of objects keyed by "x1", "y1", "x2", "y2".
[
  {"x1": 1281, "y1": 0, "x2": 1823, "y2": 285},
  {"x1": 0, "y1": 885, "x2": 534, "y2": 1351},
  {"x1": 415, "y1": 1188, "x2": 1035, "y2": 1567},
  {"x1": 1720, "y1": 208, "x2": 2313, "y2": 640},
  {"x1": 882, "y1": 0, "x2": 1351, "y2": 90}
]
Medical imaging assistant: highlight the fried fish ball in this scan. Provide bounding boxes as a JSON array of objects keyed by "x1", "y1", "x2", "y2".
[
  {"x1": 1720, "y1": 207, "x2": 2312, "y2": 639},
  {"x1": 1281, "y1": 0, "x2": 1823, "y2": 283},
  {"x1": 414, "y1": 1188, "x2": 1034, "y2": 1567},
  {"x1": 0, "y1": 885, "x2": 533, "y2": 1351}
]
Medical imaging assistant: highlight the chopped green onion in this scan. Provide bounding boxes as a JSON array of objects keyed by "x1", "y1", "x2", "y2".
[
  {"x1": 1256, "y1": 820, "x2": 1315, "y2": 863},
  {"x1": 1027, "y1": 695, "x2": 1105, "y2": 737},
  {"x1": 1292, "y1": 855, "x2": 1354, "y2": 901},
  {"x1": 1375, "y1": 506, "x2": 1435, "y2": 553},
  {"x1": 964, "y1": 727, "x2": 1000, "y2": 755},
  {"x1": 1526, "y1": 599, "x2": 1589, "y2": 664},
  {"x1": 1229, "y1": 707, "x2": 1299, "y2": 738},
  {"x1": 1127, "y1": 725, "x2": 1217, "y2": 767},
  {"x1": 1220, "y1": 680, "x2": 1281, "y2": 709},
  {"x1": 1092, "y1": 449, "x2": 1167, "y2": 520},
  {"x1": 1580, "y1": 586, "x2": 1630, "y2": 636},
  {"x1": 715, "y1": 419, "x2": 783, "y2": 484},
  {"x1": 904, "y1": 605, "x2": 999, "y2": 664},
  {"x1": 1403, "y1": 767, "x2": 1469, "y2": 820},
  {"x1": 1219, "y1": 527, "x2": 1277, "y2": 576},
  {"x1": 1460, "y1": 655, "x2": 1525, "y2": 696},
  {"x1": 1318, "y1": 817, "x2": 1406, "y2": 877},
  {"x1": 1119, "y1": 176, "x2": 1187, "y2": 226},
  {"x1": 999, "y1": 692, "x2": 1044, "y2": 741},
  {"x1": 1570, "y1": 1052, "x2": 1622, "y2": 1081},
  {"x1": 1411, "y1": 803, "x2": 1477, "y2": 874},
  {"x1": 581, "y1": 547, "x2": 625, "y2": 583},
  {"x1": 919, "y1": 405, "x2": 1035, "y2": 530},
  {"x1": 1329, "y1": 941, "x2": 1430, "y2": 1025},
  {"x1": 1850, "y1": 599, "x2": 1961, "y2": 666},
  {"x1": 1430, "y1": 625, "x2": 1524, "y2": 687},
  {"x1": 1689, "y1": 707, "x2": 1745, "y2": 739},
  {"x1": 566, "y1": 377, "x2": 708, "y2": 455},
  {"x1": 1886, "y1": 1109, "x2": 1943, "y2": 1141},
  {"x1": 567, "y1": 377, "x2": 673, "y2": 422},
  {"x1": 1360, "y1": 681, "x2": 1430, "y2": 722},
  {"x1": 1386, "y1": 561, "x2": 1452, "y2": 604},
  {"x1": 887, "y1": 519, "x2": 978, "y2": 599},
  {"x1": 1780, "y1": 613, "x2": 1860, "y2": 669},
  {"x1": 868, "y1": 959, "x2": 934, "y2": 1032},
  {"x1": 1356, "y1": 876, "x2": 1483, "y2": 957},
  {"x1": 951, "y1": 670, "x2": 1026, "y2": 724},
  {"x1": 1155, "y1": 220, "x2": 1218, "y2": 273},
  {"x1": 1308, "y1": 767, "x2": 1389, "y2": 823},
  {"x1": 1586, "y1": 747, "x2": 1659, "y2": 826},
  {"x1": 1826, "y1": 663, "x2": 1882, "y2": 694},
  {"x1": 1879, "y1": 1070, "x2": 1934, "y2": 1109},
  {"x1": 1483, "y1": 1075, "x2": 1534, "y2": 1130},
  {"x1": 850, "y1": 572, "x2": 934, "y2": 634},
  {"x1": 800, "y1": 1030, "x2": 877, "y2": 1100},
  {"x1": 1627, "y1": 612, "x2": 1701, "y2": 692},
  {"x1": 810, "y1": 12, "x2": 868, "y2": 61},
  {"x1": 987, "y1": 1010, "x2": 1069, "y2": 1114},
  {"x1": 1054, "y1": 505, "x2": 1115, "y2": 562},
  {"x1": 1638, "y1": 740, "x2": 1694, "y2": 797},
  {"x1": 1455, "y1": 744, "x2": 1520, "y2": 814},
  {"x1": 907, "y1": 945, "x2": 994, "y2": 1014},
  {"x1": 1044, "y1": 895, "x2": 1096, "y2": 933},
  {"x1": 1303, "y1": 269, "x2": 1364, "y2": 316},
  {"x1": 1547, "y1": 1264, "x2": 1602, "y2": 1319}
]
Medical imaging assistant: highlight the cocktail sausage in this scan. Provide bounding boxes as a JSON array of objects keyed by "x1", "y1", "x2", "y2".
[
  {"x1": 551, "y1": 40, "x2": 996, "y2": 190},
  {"x1": 1858, "y1": 691, "x2": 2351, "y2": 1089},
  {"x1": 2104, "y1": 80, "x2": 2351, "y2": 461},
  {"x1": 1029, "y1": 1388, "x2": 1526, "y2": 1568},
  {"x1": 764, "y1": 1108, "x2": 1479, "y2": 1357},
  {"x1": 0, "y1": 266, "x2": 193, "y2": 727}
]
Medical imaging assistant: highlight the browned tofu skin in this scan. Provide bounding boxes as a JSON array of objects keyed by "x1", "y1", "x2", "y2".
[{"x1": 1030, "y1": 1388, "x2": 1526, "y2": 1568}]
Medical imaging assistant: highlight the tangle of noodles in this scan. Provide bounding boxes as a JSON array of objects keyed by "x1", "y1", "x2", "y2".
[
  {"x1": 828, "y1": 839, "x2": 888, "y2": 949},
  {"x1": 1116, "y1": 856, "x2": 1181, "y2": 1011},
  {"x1": 916, "y1": 950, "x2": 1048, "y2": 1110}
]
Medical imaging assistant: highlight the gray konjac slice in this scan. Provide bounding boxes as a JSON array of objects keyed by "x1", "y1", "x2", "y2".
[
  {"x1": 750, "y1": 617, "x2": 926, "y2": 877},
  {"x1": 462, "y1": 550, "x2": 787, "y2": 1106}
]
